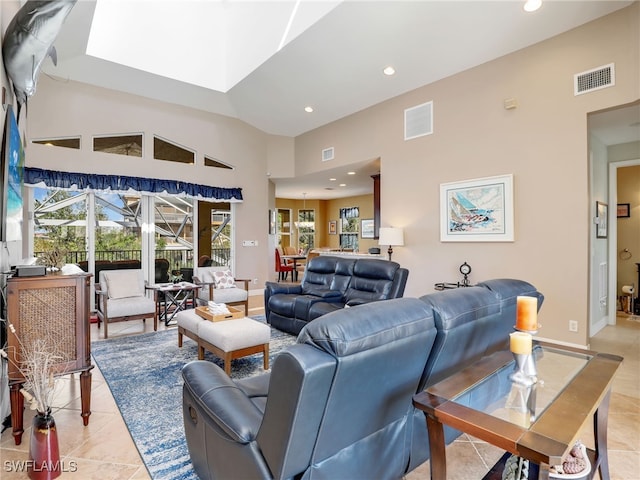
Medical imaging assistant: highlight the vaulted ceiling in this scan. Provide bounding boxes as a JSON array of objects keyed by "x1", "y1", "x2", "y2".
[{"x1": 27, "y1": 0, "x2": 639, "y2": 198}]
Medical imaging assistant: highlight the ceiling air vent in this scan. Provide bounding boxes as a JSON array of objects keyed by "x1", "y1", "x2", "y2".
[
  {"x1": 322, "y1": 147, "x2": 334, "y2": 162},
  {"x1": 574, "y1": 63, "x2": 615, "y2": 96},
  {"x1": 405, "y1": 101, "x2": 433, "y2": 140}
]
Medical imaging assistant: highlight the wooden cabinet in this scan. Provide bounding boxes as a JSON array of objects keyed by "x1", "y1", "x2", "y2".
[{"x1": 6, "y1": 273, "x2": 93, "y2": 445}]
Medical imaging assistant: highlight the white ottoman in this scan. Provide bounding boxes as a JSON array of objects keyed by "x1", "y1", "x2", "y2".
[{"x1": 176, "y1": 309, "x2": 271, "y2": 375}]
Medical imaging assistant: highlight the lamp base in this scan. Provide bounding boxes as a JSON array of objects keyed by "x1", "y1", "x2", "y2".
[{"x1": 387, "y1": 245, "x2": 393, "y2": 262}]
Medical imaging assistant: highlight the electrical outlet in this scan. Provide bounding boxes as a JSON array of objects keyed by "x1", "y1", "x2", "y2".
[
  {"x1": 252, "y1": 278, "x2": 258, "y2": 285},
  {"x1": 569, "y1": 320, "x2": 578, "y2": 332}
]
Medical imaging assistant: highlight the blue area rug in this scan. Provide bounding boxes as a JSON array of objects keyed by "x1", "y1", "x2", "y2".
[{"x1": 90, "y1": 317, "x2": 296, "y2": 480}]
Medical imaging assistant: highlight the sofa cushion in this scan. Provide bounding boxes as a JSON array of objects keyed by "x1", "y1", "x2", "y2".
[
  {"x1": 299, "y1": 297, "x2": 434, "y2": 356},
  {"x1": 107, "y1": 296, "x2": 156, "y2": 317},
  {"x1": 103, "y1": 270, "x2": 144, "y2": 299},
  {"x1": 418, "y1": 286, "x2": 501, "y2": 388}
]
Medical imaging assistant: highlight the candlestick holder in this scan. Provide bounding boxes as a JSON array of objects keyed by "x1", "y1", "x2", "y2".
[
  {"x1": 506, "y1": 382, "x2": 537, "y2": 427},
  {"x1": 513, "y1": 326, "x2": 539, "y2": 380},
  {"x1": 509, "y1": 352, "x2": 537, "y2": 386}
]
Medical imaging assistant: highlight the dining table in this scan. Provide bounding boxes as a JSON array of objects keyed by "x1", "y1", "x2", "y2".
[{"x1": 282, "y1": 254, "x2": 307, "y2": 281}]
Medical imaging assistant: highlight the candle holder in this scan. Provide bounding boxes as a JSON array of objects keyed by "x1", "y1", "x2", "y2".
[
  {"x1": 506, "y1": 382, "x2": 537, "y2": 427},
  {"x1": 513, "y1": 326, "x2": 539, "y2": 379},
  {"x1": 509, "y1": 352, "x2": 537, "y2": 386}
]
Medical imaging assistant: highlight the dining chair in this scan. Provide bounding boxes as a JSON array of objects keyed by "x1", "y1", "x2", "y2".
[{"x1": 275, "y1": 248, "x2": 294, "y2": 282}]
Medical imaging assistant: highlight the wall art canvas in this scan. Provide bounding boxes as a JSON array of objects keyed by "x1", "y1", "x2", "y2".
[
  {"x1": 440, "y1": 174, "x2": 514, "y2": 242},
  {"x1": 361, "y1": 219, "x2": 374, "y2": 238},
  {"x1": 2, "y1": 108, "x2": 24, "y2": 242}
]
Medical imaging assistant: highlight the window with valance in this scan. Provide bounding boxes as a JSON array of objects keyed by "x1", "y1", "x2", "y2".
[{"x1": 23, "y1": 167, "x2": 243, "y2": 202}]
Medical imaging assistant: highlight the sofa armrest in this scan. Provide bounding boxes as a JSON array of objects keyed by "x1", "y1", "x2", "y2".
[
  {"x1": 301, "y1": 287, "x2": 343, "y2": 299},
  {"x1": 265, "y1": 281, "x2": 303, "y2": 296},
  {"x1": 235, "y1": 278, "x2": 250, "y2": 291},
  {"x1": 345, "y1": 298, "x2": 372, "y2": 307},
  {"x1": 182, "y1": 361, "x2": 264, "y2": 443}
]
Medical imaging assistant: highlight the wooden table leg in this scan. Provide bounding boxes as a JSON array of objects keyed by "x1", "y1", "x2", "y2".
[
  {"x1": 9, "y1": 382, "x2": 24, "y2": 445},
  {"x1": 425, "y1": 413, "x2": 447, "y2": 480},
  {"x1": 538, "y1": 462, "x2": 550, "y2": 480},
  {"x1": 80, "y1": 369, "x2": 92, "y2": 426},
  {"x1": 594, "y1": 389, "x2": 612, "y2": 480}
]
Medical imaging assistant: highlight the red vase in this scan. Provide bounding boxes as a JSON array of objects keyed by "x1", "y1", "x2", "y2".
[{"x1": 28, "y1": 410, "x2": 61, "y2": 480}]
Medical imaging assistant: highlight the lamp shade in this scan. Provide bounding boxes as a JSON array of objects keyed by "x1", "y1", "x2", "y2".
[{"x1": 378, "y1": 227, "x2": 404, "y2": 246}]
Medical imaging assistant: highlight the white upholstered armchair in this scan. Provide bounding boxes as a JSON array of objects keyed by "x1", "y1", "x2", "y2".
[
  {"x1": 96, "y1": 269, "x2": 157, "y2": 339},
  {"x1": 193, "y1": 266, "x2": 249, "y2": 315}
]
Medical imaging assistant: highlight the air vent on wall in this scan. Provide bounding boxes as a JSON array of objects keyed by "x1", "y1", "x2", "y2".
[
  {"x1": 322, "y1": 147, "x2": 334, "y2": 162},
  {"x1": 574, "y1": 63, "x2": 615, "y2": 96},
  {"x1": 405, "y1": 101, "x2": 433, "y2": 140}
]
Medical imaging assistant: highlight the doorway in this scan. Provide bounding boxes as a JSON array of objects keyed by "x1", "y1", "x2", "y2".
[{"x1": 588, "y1": 101, "x2": 640, "y2": 338}]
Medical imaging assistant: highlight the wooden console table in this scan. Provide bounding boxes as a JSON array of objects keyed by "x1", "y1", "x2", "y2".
[{"x1": 6, "y1": 273, "x2": 93, "y2": 445}]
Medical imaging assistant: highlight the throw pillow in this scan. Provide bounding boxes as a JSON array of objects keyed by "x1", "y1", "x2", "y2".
[{"x1": 213, "y1": 269, "x2": 237, "y2": 289}]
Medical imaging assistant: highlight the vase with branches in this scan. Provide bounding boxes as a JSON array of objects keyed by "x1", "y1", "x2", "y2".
[{"x1": 1, "y1": 322, "x2": 67, "y2": 479}]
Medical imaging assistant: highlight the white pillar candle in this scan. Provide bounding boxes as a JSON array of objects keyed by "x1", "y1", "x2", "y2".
[{"x1": 510, "y1": 331, "x2": 533, "y2": 355}]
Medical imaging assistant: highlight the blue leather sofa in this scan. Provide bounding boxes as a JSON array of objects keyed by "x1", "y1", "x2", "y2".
[
  {"x1": 182, "y1": 278, "x2": 543, "y2": 479},
  {"x1": 264, "y1": 255, "x2": 409, "y2": 335}
]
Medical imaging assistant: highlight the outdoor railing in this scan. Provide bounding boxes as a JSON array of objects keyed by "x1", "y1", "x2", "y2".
[{"x1": 33, "y1": 248, "x2": 231, "y2": 269}]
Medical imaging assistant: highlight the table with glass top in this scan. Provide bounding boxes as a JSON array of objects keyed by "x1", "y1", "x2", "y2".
[{"x1": 412, "y1": 342, "x2": 623, "y2": 480}]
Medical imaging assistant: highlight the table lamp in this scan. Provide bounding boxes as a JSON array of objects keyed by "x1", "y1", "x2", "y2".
[{"x1": 378, "y1": 227, "x2": 404, "y2": 261}]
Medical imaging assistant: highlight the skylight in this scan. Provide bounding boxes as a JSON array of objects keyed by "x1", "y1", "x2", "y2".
[{"x1": 86, "y1": 0, "x2": 341, "y2": 93}]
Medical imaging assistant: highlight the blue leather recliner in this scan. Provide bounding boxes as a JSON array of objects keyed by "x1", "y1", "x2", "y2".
[
  {"x1": 182, "y1": 278, "x2": 544, "y2": 479},
  {"x1": 181, "y1": 297, "x2": 436, "y2": 480},
  {"x1": 264, "y1": 255, "x2": 409, "y2": 335}
]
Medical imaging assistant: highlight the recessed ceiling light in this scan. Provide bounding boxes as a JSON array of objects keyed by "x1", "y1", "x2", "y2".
[
  {"x1": 383, "y1": 66, "x2": 395, "y2": 76},
  {"x1": 304, "y1": 106, "x2": 314, "y2": 113},
  {"x1": 339, "y1": 183, "x2": 346, "y2": 187},
  {"x1": 523, "y1": 0, "x2": 542, "y2": 12},
  {"x1": 347, "y1": 171, "x2": 356, "y2": 175},
  {"x1": 329, "y1": 177, "x2": 337, "y2": 181}
]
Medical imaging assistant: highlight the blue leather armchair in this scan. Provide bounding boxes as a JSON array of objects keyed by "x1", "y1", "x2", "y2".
[{"x1": 181, "y1": 297, "x2": 436, "y2": 480}]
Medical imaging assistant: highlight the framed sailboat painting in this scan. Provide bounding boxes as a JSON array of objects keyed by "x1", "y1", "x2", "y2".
[{"x1": 440, "y1": 174, "x2": 514, "y2": 242}]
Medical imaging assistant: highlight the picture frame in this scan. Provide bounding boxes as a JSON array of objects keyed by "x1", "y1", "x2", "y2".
[
  {"x1": 596, "y1": 201, "x2": 608, "y2": 238},
  {"x1": 361, "y1": 219, "x2": 375, "y2": 238},
  {"x1": 440, "y1": 174, "x2": 514, "y2": 242},
  {"x1": 617, "y1": 203, "x2": 630, "y2": 218},
  {"x1": 328, "y1": 220, "x2": 337, "y2": 235}
]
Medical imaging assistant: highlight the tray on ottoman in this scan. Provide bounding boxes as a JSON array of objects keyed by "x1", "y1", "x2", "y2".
[{"x1": 195, "y1": 305, "x2": 243, "y2": 322}]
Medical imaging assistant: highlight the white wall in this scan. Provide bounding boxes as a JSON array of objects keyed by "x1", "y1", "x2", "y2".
[
  {"x1": 6, "y1": 3, "x2": 639, "y2": 345},
  {"x1": 294, "y1": 4, "x2": 640, "y2": 345},
  {"x1": 26, "y1": 77, "x2": 281, "y2": 289}
]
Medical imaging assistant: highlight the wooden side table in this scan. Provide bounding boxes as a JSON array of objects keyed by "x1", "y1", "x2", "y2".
[{"x1": 413, "y1": 343, "x2": 622, "y2": 479}]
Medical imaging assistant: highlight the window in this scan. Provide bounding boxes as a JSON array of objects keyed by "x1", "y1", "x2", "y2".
[
  {"x1": 339, "y1": 207, "x2": 359, "y2": 251},
  {"x1": 153, "y1": 136, "x2": 195, "y2": 164},
  {"x1": 93, "y1": 134, "x2": 142, "y2": 157},
  {"x1": 297, "y1": 209, "x2": 315, "y2": 252},
  {"x1": 32, "y1": 137, "x2": 81, "y2": 149},
  {"x1": 204, "y1": 155, "x2": 233, "y2": 169}
]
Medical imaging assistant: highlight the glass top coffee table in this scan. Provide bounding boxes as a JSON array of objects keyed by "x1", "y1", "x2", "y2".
[{"x1": 413, "y1": 341, "x2": 623, "y2": 480}]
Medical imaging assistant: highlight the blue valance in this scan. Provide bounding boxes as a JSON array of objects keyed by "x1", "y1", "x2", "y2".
[{"x1": 24, "y1": 167, "x2": 243, "y2": 202}]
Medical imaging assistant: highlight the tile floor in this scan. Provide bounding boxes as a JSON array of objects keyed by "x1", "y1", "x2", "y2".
[{"x1": 1, "y1": 305, "x2": 638, "y2": 480}]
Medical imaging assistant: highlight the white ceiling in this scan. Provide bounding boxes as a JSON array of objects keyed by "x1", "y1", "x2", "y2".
[{"x1": 37, "y1": 0, "x2": 639, "y2": 199}]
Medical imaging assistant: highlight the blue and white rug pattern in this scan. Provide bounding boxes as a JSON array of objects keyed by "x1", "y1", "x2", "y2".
[{"x1": 90, "y1": 317, "x2": 296, "y2": 480}]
